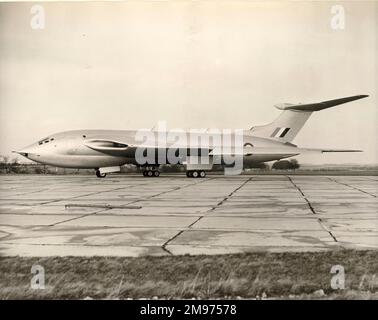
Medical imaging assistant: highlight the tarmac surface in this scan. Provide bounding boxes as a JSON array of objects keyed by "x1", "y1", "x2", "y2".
[{"x1": 0, "y1": 174, "x2": 377, "y2": 256}]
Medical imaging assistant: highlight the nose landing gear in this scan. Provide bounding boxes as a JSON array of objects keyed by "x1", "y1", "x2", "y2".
[
  {"x1": 94, "y1": 166, "x2": 121, "y2": 178},
  {"x1": 95, "y1": 169, "x2": 107, "y2": 178}
]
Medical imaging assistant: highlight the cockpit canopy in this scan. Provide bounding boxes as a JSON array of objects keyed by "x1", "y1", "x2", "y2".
[{"x1": 38, "y1": 137, "x2": 55, "y2": 145}]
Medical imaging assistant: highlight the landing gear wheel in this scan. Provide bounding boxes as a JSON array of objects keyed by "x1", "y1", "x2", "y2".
[
  {"x1": 192, "y1": 171, "x2": 199, "y2": 178},
  {"x1": 199, "y1": 171, "x2": 206, "y2": 178},
  {"x1": 95, "y1": 170, "x2": 106, "y2": 178},
  {"x1": 143, "y1": 170, "x2": 147, "y2": 177},
  {"x1": 186, "y1": 171, "x2": 193, "y2": 178},
  {"x1": 154, "y1": 170, "x2": 160, "y2": 177},
  {"x1": 147, "y1": 170, "x2": 153, "y2": 177}
]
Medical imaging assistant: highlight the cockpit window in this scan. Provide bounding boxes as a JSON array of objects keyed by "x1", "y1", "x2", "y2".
[{"x1": 38, "y1": 137, "x2": 50, "y2": 145}]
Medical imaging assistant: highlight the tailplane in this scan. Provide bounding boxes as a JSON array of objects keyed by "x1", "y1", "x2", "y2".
[{"x1": 250, "y1": 95, "x2": 368, "y2": 143}]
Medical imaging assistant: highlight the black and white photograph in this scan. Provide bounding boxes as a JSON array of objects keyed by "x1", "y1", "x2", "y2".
[{"x1": 0, "y1": 0, "x2": 377, "y2": 306}]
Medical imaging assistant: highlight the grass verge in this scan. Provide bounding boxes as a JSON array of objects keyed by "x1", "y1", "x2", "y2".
[{"x1": 1, "y1": 250, "x2": 377, "y2": 299}]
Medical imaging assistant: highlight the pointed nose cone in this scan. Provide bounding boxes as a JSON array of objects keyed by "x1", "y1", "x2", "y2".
[
  {"x1": 13, "y1": 150, "x2": 30, "y2": 159},
  {"x1": 13, "y1": 143, "x2": 40, "y2": 159},
  {"x1": 13, "y1": 150, "x2": 26, "y2": 155}
]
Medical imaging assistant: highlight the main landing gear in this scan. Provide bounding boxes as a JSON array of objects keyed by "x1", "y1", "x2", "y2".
[
  {"x1": 186, "y1": 170, "x2": 206, "y2": 178},
  {"x1": 142, "y1": 167, "x2": 160, "y2": 177},
  {"x1": 95, "y1": 169, "x2": 106, "y2": 178}
]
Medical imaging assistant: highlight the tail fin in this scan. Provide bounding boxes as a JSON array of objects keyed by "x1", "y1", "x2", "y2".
[{"x1": 250, "y1": 95, "x2": 368, "y2": 143}]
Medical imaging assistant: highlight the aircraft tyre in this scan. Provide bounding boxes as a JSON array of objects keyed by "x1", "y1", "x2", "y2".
[{"x1": 95, "y1": 170, "x2": 107, "y2": 178}]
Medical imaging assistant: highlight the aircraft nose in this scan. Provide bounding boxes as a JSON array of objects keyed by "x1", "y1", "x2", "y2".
[
  {"x1": 13, "y1": 150, "x2": 30, "y2": 159},
  {"x1": 13, "y1": 144, "x2": 40, "y2": 159},
  {"x1": 12, "y1": 151, "x2": 29, "y2": 158}
]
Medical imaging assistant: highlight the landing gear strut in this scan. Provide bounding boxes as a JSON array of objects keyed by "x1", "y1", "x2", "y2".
[
  {"x1": 186, "y1": 170, "x2": 206, "y2": 178},
  {"x1": 95, "y1": 169, "x2": 106, "y2": 178}
]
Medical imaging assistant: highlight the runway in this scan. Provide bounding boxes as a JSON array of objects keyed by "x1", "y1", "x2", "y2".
[{"x1": 0, "y1": 174, "x2": 377, "y2": 256}]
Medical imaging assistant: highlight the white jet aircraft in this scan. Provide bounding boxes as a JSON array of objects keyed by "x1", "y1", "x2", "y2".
[{"x1": 15, "y1": 95, "x2": 368, "y2": 178}]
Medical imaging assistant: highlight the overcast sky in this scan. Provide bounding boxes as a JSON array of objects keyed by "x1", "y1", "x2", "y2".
[{"x1": 0, "y1": 1, "x2": 377, "y2": 164}]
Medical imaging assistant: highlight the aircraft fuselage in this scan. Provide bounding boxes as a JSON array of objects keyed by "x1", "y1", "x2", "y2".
[{"x1": 16, "y1": 129, "x2": 297, "y2": 169}]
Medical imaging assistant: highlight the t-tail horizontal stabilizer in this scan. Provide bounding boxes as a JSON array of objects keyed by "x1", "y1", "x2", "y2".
[
  {"x1": 275, "y1": 95, "x2": 369, "y2": 112},
  {"x1": 250, "y1": 95, "x2": 369, "y2": 143}
]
